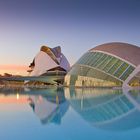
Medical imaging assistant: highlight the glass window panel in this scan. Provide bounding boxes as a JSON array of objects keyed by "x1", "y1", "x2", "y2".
[
  {"x1": 88, "y1": 52, "x2": 101, "y2": 66},
  {"x1": 87, "y1": 52, "x2": 99, "y2": 66},
  {"x1": 92, "y1": 53, "x2": 104, "y2": 67},
  {"x1": 86, "y1": 52, "x2": 96, "y2": 65},
  {"x1": 94, "y1": 54, "x2": 107, "y2": 68},
  {"x1": 103, "y1": 57, "x2": 117, "y2": 72},
  {"x1": 120, "y1": 66, "x2": 135, "y2": 81},
  {"x1": 79, "y1": 53, "x2": 90, "y2": 64},
  {"x1": 114, "y1": 62, "x2": 129, "y2": 78},
  {"x1": 97, "y1": 55, "x2": 112, "y2": 69},
  {"x1": 85, "y1": 52, "x2": 96, "y2": 65},
  {"x1": 108, "y1": 60, "x2": 123, "y2": 75},
  {"x1": 81, "y1": 53, "x2": 91, "y2": 64}
]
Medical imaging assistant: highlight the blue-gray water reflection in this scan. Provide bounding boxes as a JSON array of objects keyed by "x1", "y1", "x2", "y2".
[
  {"x1": 28, "y1": 88, "x2": 69, "y2": 125},
  {"x1": 0, "y1": 87, "x2": 140, "y2": 140},
  {"x1": 67, "y1": 88, "x2": 140, "y2": 131},
  {"x1": 0, "y1": 87, "x2": 69, "y2": 125}
]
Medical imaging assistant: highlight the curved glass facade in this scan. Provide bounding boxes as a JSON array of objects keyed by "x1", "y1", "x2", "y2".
[{"x1": 65, "y1": 51, "x2": 135, "y2": 87}]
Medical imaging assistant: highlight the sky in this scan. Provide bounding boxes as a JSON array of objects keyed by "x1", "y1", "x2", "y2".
[{"x1": 0, "y1": 0, "x2": 140, "y2": 75}]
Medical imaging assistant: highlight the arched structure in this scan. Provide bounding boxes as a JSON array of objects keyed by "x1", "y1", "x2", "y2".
[{"x1": 65, "y1": 42, "x2": 140, "y2": 87}]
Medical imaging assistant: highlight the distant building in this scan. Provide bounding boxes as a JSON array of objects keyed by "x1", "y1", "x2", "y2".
[
  {"x1": 65, "y1": 42, "x2": 140, "y2": 87},
  {"x1": 27, "y1": 45, "x2": 70, "y2": 84},
  {"x1": 4, "y1": 73, "x2": 12, "y2": 77}
]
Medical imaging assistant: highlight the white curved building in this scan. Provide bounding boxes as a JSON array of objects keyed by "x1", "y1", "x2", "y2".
[{"x1": 28, "y1": 46, "x2": 70, "y2": 77}]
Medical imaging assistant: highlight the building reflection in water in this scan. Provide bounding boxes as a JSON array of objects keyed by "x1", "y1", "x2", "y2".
[
  {"x1": 0, "y1": 87, "x2": 69, "y2": 125},
  {"x1": 65, "y1": 88, "x2": 140, "y2": 131},
  {"x1": 28, "y1": 88, "x2": 69, "y2": 125},
  {"x1": 0, "y1": 87, "x2": 140, "y2": 130}
]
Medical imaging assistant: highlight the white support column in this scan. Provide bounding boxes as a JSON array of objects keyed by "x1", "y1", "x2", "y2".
[{"x1": 123, "y1": 65, "x2": 140, "y2": 89}]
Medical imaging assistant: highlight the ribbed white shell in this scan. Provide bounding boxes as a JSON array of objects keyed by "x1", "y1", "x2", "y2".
[{"x1": 30, "y1": 51, "x2": 70, "y2": 76}]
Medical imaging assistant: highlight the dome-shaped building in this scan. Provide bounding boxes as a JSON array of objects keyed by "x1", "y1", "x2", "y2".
[{"x1": 65, "y1": 42, "x2": 140, "y2": 87}]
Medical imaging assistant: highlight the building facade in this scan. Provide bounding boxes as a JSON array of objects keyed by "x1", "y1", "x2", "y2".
[
  {"x1": 65, "y1": 42, "x2": 140, "y2": 87},
  {"x1": 28, "y1": 45, "x2": 70, "y2": 77}
]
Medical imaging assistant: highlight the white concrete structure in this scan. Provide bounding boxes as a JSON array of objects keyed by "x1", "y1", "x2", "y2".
[
  {"x1": 123, "y1": 65, "x2": 140, "y2": 89},
  {"x1": 28, "y1": 46, "x2": 70, "y2": 76}
]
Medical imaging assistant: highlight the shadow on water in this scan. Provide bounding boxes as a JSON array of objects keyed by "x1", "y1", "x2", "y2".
[{"x1": 0, "y1": 87, "x2": 140, "y2": 131}]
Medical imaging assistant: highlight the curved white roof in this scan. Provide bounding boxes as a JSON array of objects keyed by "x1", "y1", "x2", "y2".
[
  {"x1": 29, "y1": 46, "x2": 70, "y2": 76},
  {"x1": 90, "y1": 42, "x2": 140, "y2": 66}
]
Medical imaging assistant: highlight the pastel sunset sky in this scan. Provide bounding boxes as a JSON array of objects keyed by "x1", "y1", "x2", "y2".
[{"x1": 0, "y1": 0, "x2": 140, "y2": 75}]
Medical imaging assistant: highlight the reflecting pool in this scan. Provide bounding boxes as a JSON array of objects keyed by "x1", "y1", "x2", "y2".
[{"x1": 0, "y1": 87, "x2": 140, "y2": 140}]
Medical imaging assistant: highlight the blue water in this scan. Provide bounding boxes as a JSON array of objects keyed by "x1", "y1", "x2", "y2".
[{"x1": 0, "y1": 87, "x2": 140, "y2": 140}]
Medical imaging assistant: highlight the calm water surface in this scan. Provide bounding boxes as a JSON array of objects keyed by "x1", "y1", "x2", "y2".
[{"x1": 0, "y1": 87, "x2": 140, "y2": 140}]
